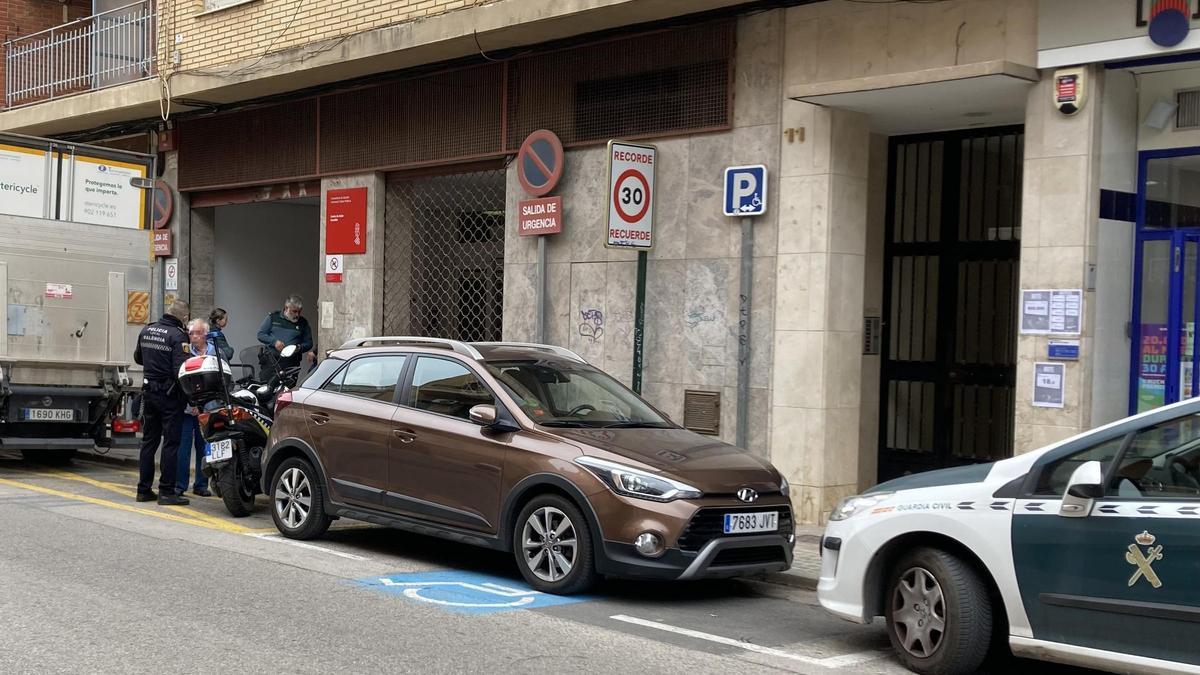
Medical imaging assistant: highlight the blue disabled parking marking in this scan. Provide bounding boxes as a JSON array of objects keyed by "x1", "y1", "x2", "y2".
[{"x1": 355, "y1": 570, "x2": 590, "y2": 615}]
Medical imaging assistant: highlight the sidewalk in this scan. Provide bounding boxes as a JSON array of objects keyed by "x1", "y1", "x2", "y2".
[{"x1": 760, "y1": 524, "x2": 823, "y2": 589}]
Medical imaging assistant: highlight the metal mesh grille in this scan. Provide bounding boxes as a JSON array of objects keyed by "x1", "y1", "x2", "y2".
[
  {"x1": 1178, "y1": 89, "x2": 1200, "y2": 130},
  {"x1": 320, "y1": 64, "x2": 503, "y2": 174},
  {"x1": 178, "y1": 100, "x2": 318, "y2": 190},
  {"x1": 505, "y1": 20, "x2": 734, "y2": 149},
  {"x1": 383, "y1": 168, "x2": 506, "y2": 341}
]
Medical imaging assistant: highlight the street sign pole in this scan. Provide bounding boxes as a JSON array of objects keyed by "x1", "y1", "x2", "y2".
[
  {"x1": 735, "y1": 217, "x2": 753, "y2": 449},
  {"x1": 536, "y1": 236, "x2": 547, "y2": 343},
  {"x1": 723, "y1": 164, "x2": 767, "y2": 449},
  {"x1": 633, "y1": 251, "x2": 647, "y2": 394}
]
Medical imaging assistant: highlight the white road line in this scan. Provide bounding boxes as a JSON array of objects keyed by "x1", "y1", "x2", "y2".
[
  {"x1": 247, "y1": 532, "x2": 369, "y2": 561},
  {"x1": 609, "y1": 614, "x2": 886, "y2": 669}
]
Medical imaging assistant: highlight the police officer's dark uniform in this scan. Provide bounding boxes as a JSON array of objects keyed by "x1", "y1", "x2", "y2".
[{"x1": 134, "y1": 312, "x2": 190, "y2": 505}]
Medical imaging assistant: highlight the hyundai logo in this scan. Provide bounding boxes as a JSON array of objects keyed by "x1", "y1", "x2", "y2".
[
  {"x1": 736, "y1": 488, "x2": 759, "y2": 503},
  {"x1": 41, "y1": 396, "x2": 53, "y2": 407}
]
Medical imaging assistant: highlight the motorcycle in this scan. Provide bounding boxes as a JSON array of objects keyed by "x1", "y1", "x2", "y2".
[{"x1": 177, "y1": 345, "x2": 300, "y2": 517}]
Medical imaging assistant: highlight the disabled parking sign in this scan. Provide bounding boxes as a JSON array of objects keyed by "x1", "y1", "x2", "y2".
[
  {"x1": 723, "y1": 165, "x2": 767, "y2": 216},
  {"x1": 356, "y1": 570, "x2": 589, "y2": 615}
]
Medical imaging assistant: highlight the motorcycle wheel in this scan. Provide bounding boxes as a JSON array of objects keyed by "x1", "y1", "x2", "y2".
[{"x1": 216, "y1": 462, "x2": 256, "y2": 517}]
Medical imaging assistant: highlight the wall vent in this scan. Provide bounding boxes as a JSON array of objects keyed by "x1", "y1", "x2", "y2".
[
  {"x1": 1177, "y1": 89, "x2": 1200, "y2": 130},
  {"x1": 683, "y1": 390, "x2": 720, "y2": 436}
]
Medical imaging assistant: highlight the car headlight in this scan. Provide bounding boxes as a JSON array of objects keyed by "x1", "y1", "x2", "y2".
[
  {"x1": 828, "y1": 492, "x2": 894, "y2": 521},
  {"x1": 779, "y1": 473, "x2": 790, "y2": 497},
  {"x1": 576, "y1": 456, "x2": 703, "y2": 502}
]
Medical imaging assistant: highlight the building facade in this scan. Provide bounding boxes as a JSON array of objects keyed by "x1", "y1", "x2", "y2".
[{"x1": 5, "y1": 0, "x2": 1197, "y2": 523}]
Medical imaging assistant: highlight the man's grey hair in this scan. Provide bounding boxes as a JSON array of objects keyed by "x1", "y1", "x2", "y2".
[
  {"x1": 187, "y1": 319, "x2": 210, "y2": 333},
  {"x1": 167, "y1": 299, "x2": 190, "y2": 321},
  {"x1": 284, "y1": 295, "x2": 304, "y2": 310}
]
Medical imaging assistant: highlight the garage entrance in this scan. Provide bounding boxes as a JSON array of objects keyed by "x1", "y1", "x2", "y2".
[
  {"x1": 879, "y1": 127, "x2": 1023, "y2": 480},
  {"x1": 212, "y1": 199, "x2": 321, "y2": 361},
  {"x1": 383, "y1": 167, "x2": 506, "y2": 341}
]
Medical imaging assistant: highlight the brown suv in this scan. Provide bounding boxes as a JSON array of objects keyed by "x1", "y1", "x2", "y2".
[{"x1": 263, "y1": 338, "x2": 794, "y2": 594}]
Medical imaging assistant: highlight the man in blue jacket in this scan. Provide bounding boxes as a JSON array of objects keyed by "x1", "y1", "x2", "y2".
[{"x1": 257, "y1": 294, "x2": 313, "y2": 377}]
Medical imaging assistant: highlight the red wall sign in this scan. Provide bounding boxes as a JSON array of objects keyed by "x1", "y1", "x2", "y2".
[
  {"x1": 152, "y1": 230, "x2": 172, "y2": 256},
  {"x1": 518, "y1": 196, "x2": 563, "y2": 236},
  {"x1": 325, "y1": 187, "x2": 368, "y2": 254}
]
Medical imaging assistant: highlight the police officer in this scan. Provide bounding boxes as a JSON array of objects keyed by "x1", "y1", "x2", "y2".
[{"x1": 133, "y1": 299, "x2": 192, "y2": 506}]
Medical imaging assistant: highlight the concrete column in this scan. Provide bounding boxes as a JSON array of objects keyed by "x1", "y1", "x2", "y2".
[
  {"x1": 1015, "y1": 64, "x2": 1104, "y2": 453},
  {"x1": 188, "y1": 206, "x2": 216, "y2": 315},
  {"x1": 771, "y1": 101, "x2": 870, "y2": 524},
  {"x1": 318, "y1": 173, "x2": 385, "y2": 352}
]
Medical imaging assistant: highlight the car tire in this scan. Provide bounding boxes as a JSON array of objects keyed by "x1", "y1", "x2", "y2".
[
  {"x1": 269, "y1": 457, "x2": 331, "y2": 540},
  {"x1": 884, "y1": 547, "x2": 993, "y2": 675},
  {"x1": 512, "y1": 494, "x2": 596, "y2": 595}
]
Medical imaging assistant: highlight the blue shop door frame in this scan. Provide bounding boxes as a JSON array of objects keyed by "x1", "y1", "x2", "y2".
[{"x1": 1131, "y1": 148, "x2": 1200, "y2": 414}]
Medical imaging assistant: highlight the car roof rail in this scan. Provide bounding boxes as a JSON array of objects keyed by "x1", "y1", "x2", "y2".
[
  {"x1": 471, "y1": 342, "x2": 587, "y2": 363},
  {"x1": 337, "y1": 336, "x2": 483, "y2": 360}
]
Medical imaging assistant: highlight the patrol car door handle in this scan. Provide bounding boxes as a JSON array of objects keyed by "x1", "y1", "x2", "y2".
[
  {"x1": 309, "y1": 413, "x2": 330, "y2": 425},
  {"x1": 393, "y1": 429, "x2": 417, "y2": 443}
]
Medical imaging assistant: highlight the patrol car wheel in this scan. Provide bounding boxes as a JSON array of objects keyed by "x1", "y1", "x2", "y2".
[
  {"x1": 885, "y1": 548, "x2": 992, "y2": 675},
  {"x1": 270, "y1": 457, "x2": 331, "y2": 540}
]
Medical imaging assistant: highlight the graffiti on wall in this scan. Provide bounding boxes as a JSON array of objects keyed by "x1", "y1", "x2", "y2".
[{"x1": 579, "y1": 308, "x2": 604, "y2": 341}]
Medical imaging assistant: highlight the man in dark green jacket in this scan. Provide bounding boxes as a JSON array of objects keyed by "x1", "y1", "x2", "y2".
[{"x1": 257, "y1": 294, "x2": 313, "y2": 376}]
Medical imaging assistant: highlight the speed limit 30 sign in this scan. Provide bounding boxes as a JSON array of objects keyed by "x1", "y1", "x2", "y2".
[{"x1": 606, "y1": 140, "x2": 656, "y2": 249}]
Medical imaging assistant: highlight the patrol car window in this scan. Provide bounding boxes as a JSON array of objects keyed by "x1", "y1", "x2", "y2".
[
  {"x1": 1109, "y1": 413, "x2": 1200, "y2": 498},
  {"x1": 328, "y1": 356, "x2": 406, "y2": 403},
  {"x1": 1033, "y1": 436, "x2": 1125, "y2": 497},
  {"x1": 409, "y1": 357, "x2": 494, "y2": 421}
]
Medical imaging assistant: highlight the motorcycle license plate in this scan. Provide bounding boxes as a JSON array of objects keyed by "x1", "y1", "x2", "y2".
[{"x1": 207, "y1": 439, "x2": 234, "y2": 463}]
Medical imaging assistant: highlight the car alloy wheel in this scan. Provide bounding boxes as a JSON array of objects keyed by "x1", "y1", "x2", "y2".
[
  {"x1": 521, "y1": 506, "x2": 578, "y2": 583},
  {"x1": 891, "y1": 566, "x2": 947, "y2": 659},
  {"x1": 274, "y1": 466, "x2": 312, "y2": 530}
]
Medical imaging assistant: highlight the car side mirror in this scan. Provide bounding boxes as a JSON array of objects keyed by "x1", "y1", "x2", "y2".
[
  {"x1": 470, "y1": 404, "x2": 519, "y2": 433},
  {"x1": 469, "y1": 404, "x2": 497, "y2": 426},
  {"x1": 1060, "y1": 460, "x2": 1104, "y2": 518}
]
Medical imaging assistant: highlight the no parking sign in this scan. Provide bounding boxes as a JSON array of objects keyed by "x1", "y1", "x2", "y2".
[{"x1": 606, "y1": 140, "x2": 656, "y2": 250}]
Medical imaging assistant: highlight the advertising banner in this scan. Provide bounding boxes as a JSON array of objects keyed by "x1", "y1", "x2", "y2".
[
  {"x1": 62, "y1": 154, "x2": 148, "y2": 229},
  {"x1": 0, "y1": 143, "x2": 49, "y2": 218}
]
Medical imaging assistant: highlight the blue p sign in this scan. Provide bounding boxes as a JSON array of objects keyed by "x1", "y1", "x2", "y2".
[{"x1": 723, "y1": 165, "x2": 767, "y2": 217}]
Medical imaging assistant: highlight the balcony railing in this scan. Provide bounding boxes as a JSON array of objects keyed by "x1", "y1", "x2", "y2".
[{"x1": 4, "y1": 1, "x2": 155, "y2": 109}]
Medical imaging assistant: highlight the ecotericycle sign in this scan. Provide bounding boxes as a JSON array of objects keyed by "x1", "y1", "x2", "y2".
[{"x1": 0, "y1": 144, "x2": 49, "y2": 218}]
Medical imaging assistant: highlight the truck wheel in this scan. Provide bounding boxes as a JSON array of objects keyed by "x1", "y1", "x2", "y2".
[
  {"x1": 216, "y1": 462, "x2": 255, "y2": 517},
  {"x1": 270, "y1": 457, "x2": 331, "y2": 540},
  {"x1": 885, "y1": 547, "x2": 993, "y2": 675},
  {"x1": 22, "y1": 449, "x2": 76, "y2": 465}
]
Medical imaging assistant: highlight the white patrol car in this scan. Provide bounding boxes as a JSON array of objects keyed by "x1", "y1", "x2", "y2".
[{"x1": 818, "y1": 398, "x2": 1200, "y2": 675}]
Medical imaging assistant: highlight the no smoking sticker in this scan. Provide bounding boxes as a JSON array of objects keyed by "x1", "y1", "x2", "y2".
[
  {"x1": 606, "y1": 140, "x2": 656, "y2": 250},
  {"x1": 325, "y1": 254, "x2": 344, "y2": 283}
]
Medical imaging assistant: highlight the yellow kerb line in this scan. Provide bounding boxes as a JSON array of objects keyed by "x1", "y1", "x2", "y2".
[
  {"x1": 0, "y1": 476, "x2": 249, "y2": 534},
  {"x1": 41, "y1": 469, "x2": 254, "y2": 533}
]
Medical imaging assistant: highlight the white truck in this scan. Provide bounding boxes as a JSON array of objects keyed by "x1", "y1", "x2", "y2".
[{"x1": 0, "y1": 135, "x2": 155, "y2": 462}]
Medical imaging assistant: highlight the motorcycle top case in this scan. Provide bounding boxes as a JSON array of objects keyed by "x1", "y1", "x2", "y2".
[{"x1": 177, "y1": 355, "x2": 233, "y2": 404}]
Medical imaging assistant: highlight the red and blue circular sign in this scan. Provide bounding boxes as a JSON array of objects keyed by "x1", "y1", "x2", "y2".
[
  {"x1": 516, "y1": 129, "x2": 564, "y2": 197},
  {"x1": 1149, "y1": 0, "x2": 1191, "y2": 47}
]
